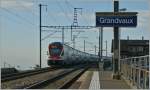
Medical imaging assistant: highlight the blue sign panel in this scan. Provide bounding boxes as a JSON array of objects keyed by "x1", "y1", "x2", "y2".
[{"x1": 96, "y1": 16, "x2": 137, "y2": 27}]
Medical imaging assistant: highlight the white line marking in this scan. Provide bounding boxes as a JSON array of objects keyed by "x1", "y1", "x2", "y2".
[{"x1": 89, "y1": 71, "x2": 100, "y2": 89}]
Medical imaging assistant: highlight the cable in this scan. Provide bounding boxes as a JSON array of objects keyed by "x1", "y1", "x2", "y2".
[
  {"x1": 16, "y1": 1, "x2": 38, "y2": 17},
  {"x1": 64, "y1": 0, "x2": 91, "y2": 41},
  {"x1": 65, "y1": 0, "x2": 90, "y2": 26},
  {"x1": 56, "y1": 0, "x2": 72, "y2": 23},
  {"x1": 0, "y1": 13, "x2": 23, "y2": 25},
  {"x1": 47, "y1": 11, "x2": 59, "y2": 25},
  {"x1": 81, "y1": 9, "x2": 90, "y2": 26},
  {"x1": 65, "y1": 0, "x2": 74, "y2": 13},
  {"x1": 0, "y1": 7, "x2": 35, "y2": 26},
  {"x1": 41, "y1": 31, "x2": 58, "y2": 41},
  {"x1": 65, "y1": 0, "x2": 74, "y2": 8}
]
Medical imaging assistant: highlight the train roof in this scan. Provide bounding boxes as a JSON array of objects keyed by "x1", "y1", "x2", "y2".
[
  {"x1": 63, "y1": 43, "x2": 99, "y2": 57},
  {"x1": 50, "y1": 42, "x2": 62, "y2": 44},
  {"x1": 49, "y1": 42, "x2": 99, "y2": 57}
]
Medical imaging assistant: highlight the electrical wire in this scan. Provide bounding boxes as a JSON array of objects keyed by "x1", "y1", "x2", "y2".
[
  {"x1": 65, "y1": 0, "x2": 90, "y2": 26},
  {"x1": 56, "y1": 0, "x2": 72, "y2": 23},
  {"x1": 16, "y1": 1, "x2": 38, "y2": 17},
  {"x1": 0, "y1": 7, "x2": 35, "y2": 26},
  {"x1": 42, "y1": 31, "x2": 59, "y2": 41},
  {"x1": 65, "y1": 0, "x2": 74, "y2": 9},
  {"x1": 65, "y1": 0, "x2": 74, "y2": 14}
]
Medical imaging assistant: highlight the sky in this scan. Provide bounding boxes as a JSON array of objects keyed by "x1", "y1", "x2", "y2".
[{"x1": 0, "y1": 0, "x2": 150, "y2": 70}]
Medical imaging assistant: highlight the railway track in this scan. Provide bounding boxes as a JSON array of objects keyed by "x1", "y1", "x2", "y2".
[
  {"x1": 25, "y1": 67, "x2": 88, "y2": 89},
  {"x1": 1, "y1": 68, "x2": 48, "y2": 78},
  {"x1": 1, "y1": 67, "x2": 57, "y2": 82},
  {"x1": 1, "y1": 67, "x2": 61, "y2": 89},
  {"x1": 1, "y1": 65, "x2": 89, "y2": 89}
]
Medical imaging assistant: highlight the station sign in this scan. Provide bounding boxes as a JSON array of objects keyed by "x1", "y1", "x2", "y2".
[{"x1": 96, "y1": 12, "x2": 138, "y2": 27}]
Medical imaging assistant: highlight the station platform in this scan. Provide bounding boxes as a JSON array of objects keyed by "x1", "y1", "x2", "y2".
[
  {"x1": 99, "y1": 71, "x2": 131, "y2": 89},
  {"x1": 89, "y1": 70, "x2": 131, "y2": 89},
  {"x1": 89, "y1": 71, "x2": 100, "y2": 89}
]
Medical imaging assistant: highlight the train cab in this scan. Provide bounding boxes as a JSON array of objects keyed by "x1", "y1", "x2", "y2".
[{"x1": 48, "y1": 42, "x2": 64, "y2": 66}]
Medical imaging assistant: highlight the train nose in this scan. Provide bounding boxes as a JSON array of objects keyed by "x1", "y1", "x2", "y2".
[{"x1": 50, "y1": 56, "x2": 61, "y2": 60}]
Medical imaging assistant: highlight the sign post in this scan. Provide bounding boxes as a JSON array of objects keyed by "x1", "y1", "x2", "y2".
[
  {"x1": 96, "y1": 1, "x2": 137, "y2": 79},
  {"x1": 96, "y1": 12, "x2": 137, "y2": 27},
  {"x1": 113, "y1": 0, "x2": 120, "y2": 79}
]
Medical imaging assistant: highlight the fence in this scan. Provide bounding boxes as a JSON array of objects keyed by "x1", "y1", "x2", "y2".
[{"x1": 120, "y1": 55, "x2": 149, "y2": 89}]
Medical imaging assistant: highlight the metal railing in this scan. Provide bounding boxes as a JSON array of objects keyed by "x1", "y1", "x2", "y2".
[{"x1": 120, "y1": 55, "x2": 149, "y2": 89}]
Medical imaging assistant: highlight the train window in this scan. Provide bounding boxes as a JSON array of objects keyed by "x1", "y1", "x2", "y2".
[
  {"x1": 50, "y1": 48, "x2": 61, "y2": 56},
  {"x1": 49, "y1": 42, "x2": 63, "y2": 56}
]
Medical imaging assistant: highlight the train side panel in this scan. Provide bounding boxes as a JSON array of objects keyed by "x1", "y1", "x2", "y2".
[{"x1": 47, "y1": 42, "x2": 99, "y2": 66}]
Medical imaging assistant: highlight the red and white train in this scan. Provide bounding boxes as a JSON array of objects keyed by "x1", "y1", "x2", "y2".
[{"x1": 47, "y1": 42, "x2": 99, "y2": 66}]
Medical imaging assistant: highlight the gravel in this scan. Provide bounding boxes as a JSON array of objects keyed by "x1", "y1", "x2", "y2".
[{"x1": 1, "y1": 68, "x2": 72, "y2": 89}]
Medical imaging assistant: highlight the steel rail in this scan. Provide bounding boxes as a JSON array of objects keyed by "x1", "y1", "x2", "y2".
[
  {"x1": 1, "y1": 67, "x2": 57, "y2": 82},
  {"x1": 25, "y1": 67, "x2": 87, "y2": 89},
  {"x1": 2, "y1": 67, "x2": 49, "y2": 78},
  {"x1": 59, "y1": 67, "x2": 88, "y2": 89}
]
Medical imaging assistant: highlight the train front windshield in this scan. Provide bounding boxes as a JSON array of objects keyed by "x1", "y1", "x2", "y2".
[
  {"x1": 50, "y1": 48, "x2": 61, "y2": 56},
  {"x1": 49, "y1": 43, "x2": 63, "y2": 56}
]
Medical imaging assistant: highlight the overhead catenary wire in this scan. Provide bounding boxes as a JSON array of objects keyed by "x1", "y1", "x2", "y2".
[
  {"x1": 64, "y1": 0, "x2": 74, "y2": 13},
  {"x1": 56, "y1": 0, "x2": 72, "y2": 23},
  {"x1": 41, "y1": 31, "x2": 59, "y2": 41},
  {"x1": 15, "y1": 0, "x2": 38, "y2": 27},
  {"x1": 64, "y1": 0, "x2": 91, "y2": 41},
  {"x1": 16, "y1": 1, "x2": 38, "y2": 17},
  {"x1": 46, "y1": 11, "x2": 59, "y2": 25},
  {"x1": 81, "y1": 9, "x2": 91, "y2": 26},
  {"x1": 65, "y1": 0, "x2": 74, "y2": 9},
  {"x1": 40, "y1": 4, "x2": 59, "y2": 25},
  {"x1": 64, "y1": 0, "x2": 74, "y2": 17},
  {"x1": 64, "y1": 0, "x2": 90, "y2": 26},
  {"x1": 0, "y1": 13, "x2": 26, "y2": 26},
  {"x1": 37, "y1": 3, "x2": 60, "y2": 43},
  {"x1": 41, "y1": 0, "x2": 96, "y2": 49},
  {"x1": 38, "y1": 3, "x2": 60, "y2": 41},
  {"x1": 0, "y1": 7, "x2": 35, "y2": 26}
]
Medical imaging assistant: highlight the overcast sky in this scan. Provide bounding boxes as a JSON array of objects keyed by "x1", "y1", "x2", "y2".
[{"x1": 0, "y1": 0, "x2": 150, "y2": 70}]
